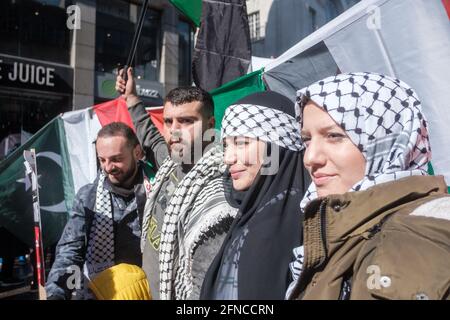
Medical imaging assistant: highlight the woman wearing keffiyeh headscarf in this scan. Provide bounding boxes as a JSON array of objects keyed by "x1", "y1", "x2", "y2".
[
  {"x1": 287, "y1": 72, "x2": 450, "y2": 300},
  {"x1": 200, "y1": 91, "x2": 310, "y2": 299}
]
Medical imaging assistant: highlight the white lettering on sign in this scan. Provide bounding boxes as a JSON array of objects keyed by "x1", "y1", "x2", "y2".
[
  {"x1": 47, "y1": 68, "x2": 55, "y2": 86},
  {"x1": 136, "y1": 85, "x2": 160, "y2": 98},
  {"x1": 7, "y1": 62, "x2": 55, "y2": 87},
  {"x1": 35, "y1": 66, "x2": 46, "y2": 85}
]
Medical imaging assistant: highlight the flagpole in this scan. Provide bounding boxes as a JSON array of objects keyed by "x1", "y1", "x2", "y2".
[
  {"x1": 123, "y1": 0, "x2": 150, "y2": 82},
  {"x1": 24, "y1": 149, "x2": 47, "y2": 300}
]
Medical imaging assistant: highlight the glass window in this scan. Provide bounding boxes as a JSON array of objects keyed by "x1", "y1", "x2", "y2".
[
  {"x1": 309, "y1": 7, "x2": 318, "y2": 32},
  {"x1": 95, "y1": 0, "x2": 161, "y2": 82},
  {"x1": 248, "y1": 11, "x2": 260, "y2": 42},
  {"x1": 178, "y1": 19, "x2": 194, "y2": 86},
  {"x1": 0, "y1": 0, "x2": 72, "y2": 65},
  {"x1": 0, "y1": 91, "x2": 71, "y2": 160}
]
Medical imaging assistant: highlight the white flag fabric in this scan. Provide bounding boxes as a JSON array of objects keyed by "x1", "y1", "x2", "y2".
[{"x1": 263, "y1": 0, "x2": 450, "y2": 185}]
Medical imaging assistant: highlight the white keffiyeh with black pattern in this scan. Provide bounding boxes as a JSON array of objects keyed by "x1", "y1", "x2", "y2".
[
  {"x1": 141, "y1": 144, "x2": 236, "y2": 300},
  {"x1": 82, "y1": 172, "x2": 115, "y2": 299},
  {"x1": 221, "y1": 103, "x2": 303, "y2": 151},
  {"x1": 85, "y1": 172, "x2": 115, "y2": 277}
]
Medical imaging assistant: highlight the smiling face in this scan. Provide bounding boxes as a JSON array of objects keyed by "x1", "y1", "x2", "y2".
[
  {"x1": 223, "y1": 136, "x2": 266, "y2": 191},
  {"x1": 301, "y1": 101, "x2": 366, "y2": 197},
  {"x1": 163, "y1": 100, "x2": 214, "y2": 164},
  {"x1": 96, "y1": 135, "x2": 140, "y2": 188}
]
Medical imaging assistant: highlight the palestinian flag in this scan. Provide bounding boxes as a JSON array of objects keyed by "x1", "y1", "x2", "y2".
[
  {"x1": 2, "y1": 0, "x2": 449, "y2": 249},
  {"x1": 0, "y1": 99, "x2": 163, "y2": 248},
  {"x1": 210, "y1": 0, "x2": 450, "y2": 190}
]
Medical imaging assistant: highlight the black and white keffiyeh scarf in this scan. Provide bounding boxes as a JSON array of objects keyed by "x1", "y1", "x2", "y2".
[
  {"x1": 83, "y1": 167, "x2": 151, "y2": 299},
  {"x1": 221, "y1": 95, "x2": 303, "y2": 151},
  {"x1": 286, "y1": 72, "x2": 431, "y2": 298},
  {"x1": 141, "y1": 144, "x2": 236, "y2": 300},
  {"x1": 201, "y1": 91, "x2": 310, "y2": 300},
  {"x1": 81, "y1": 172, "x2": 116, "y2": 299},
  {"x1": 85, "y1": 172, "x2": 115, "y2": 279}
]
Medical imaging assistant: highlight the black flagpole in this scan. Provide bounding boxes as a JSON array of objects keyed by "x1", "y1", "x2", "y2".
[{"x1": 123, "y1": 0, "x2": 150, "y2": 82}]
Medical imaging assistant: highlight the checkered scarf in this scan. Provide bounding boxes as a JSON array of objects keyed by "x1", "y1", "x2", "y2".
[
  {"x1": 201, "y1": 91, "x2": 308, "y2": 300},
  {"x1": 298, "y1": 72, "x2": 431, "y2": 208},
  {"x1": 286, "y1": 72, "x2": 431, "y2": 298},
  {"x1": 141, "y1": 144, "x2": 234, "y2": 300},
  {"x1": 221, "y1": 103, "x2": 303, "y2": 151},
  {"x1": 83, "y1": 172, "x2": 115, "y2": 298}
]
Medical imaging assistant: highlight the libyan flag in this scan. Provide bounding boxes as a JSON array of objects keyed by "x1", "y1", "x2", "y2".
[{"x1": 0, "y1": 98, "x2": 163, "y2": 249}]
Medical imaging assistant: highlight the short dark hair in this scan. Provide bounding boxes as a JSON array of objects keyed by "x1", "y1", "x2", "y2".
[
  {"x1": 164, "y1": 86, "x2": 214, "y2": 117},
  {"x1": 96, "y1": 122, "x2": 140, "y2": 149}
]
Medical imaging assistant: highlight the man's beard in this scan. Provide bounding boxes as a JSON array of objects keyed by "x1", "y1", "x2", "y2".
[
  {"x1": 170, "y1": 140, "x2": 212, "y2": 165},
  {"x1": 170, "y1": 142, "x2": 191, "y2": 164},
  {"x1": 106, "y1": 161, "x2": 138, "y2": 187}
]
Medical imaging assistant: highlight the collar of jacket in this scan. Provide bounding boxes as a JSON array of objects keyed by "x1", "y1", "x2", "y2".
[{"x1": 302, "y1": 175, "x2": 448, "y2": 272}]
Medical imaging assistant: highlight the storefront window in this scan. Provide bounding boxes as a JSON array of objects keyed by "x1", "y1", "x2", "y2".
[
  {"x1": 178, "y1": 19, "x2": 194, "y2": 86},
  {"x1": 0, "y1": 52, "x2": 73, "y2": 159},
  {"x1": 95, "y1": 0, "x2": 161, "y2": 81},
  {"x1": 0, "y1": 0, "x2": 72, "y2": 65},
  {"x1": 0, "y1": 92, "x2": 71, "y2": 160}
]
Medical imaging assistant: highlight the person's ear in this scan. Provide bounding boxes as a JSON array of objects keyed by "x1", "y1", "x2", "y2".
[
  {"x1": 208, "y1": 116, "x2": 215, "y2": 129},
  {"x1": 134, "y1": 145, "x2": 144, "y2": 160}
]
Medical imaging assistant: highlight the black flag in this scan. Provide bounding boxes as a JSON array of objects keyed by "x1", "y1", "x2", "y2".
[{"x1": 192, "y1": 0, "x2": 252, "y2": 91}]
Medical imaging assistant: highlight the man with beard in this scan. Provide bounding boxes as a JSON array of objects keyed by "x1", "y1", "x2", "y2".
[
  {"x1": 116, "y1": 68, "x2": 237, "y2": 300},
  {"x1": 46, "y1": 122, "x2": 155, "y2": 299}
]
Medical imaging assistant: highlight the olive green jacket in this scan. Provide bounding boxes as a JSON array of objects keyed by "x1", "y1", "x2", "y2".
[{"x1": 290, "y1": 175, "x2": 450, "y2": 300}]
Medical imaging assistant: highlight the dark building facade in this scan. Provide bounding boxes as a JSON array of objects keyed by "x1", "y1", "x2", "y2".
[{"x1": 0, "y1": 0, "x2": 194, "y2": 160}]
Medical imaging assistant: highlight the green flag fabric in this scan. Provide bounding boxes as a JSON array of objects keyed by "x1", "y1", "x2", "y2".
[
  {"x1": 211, "y1": 69, "x2": 266, "y2": 130},
  {"x1": 169, "y1": 0, "x2": 202, "y2": 27},
  {"x1": 0, "y1": 118, "x2": 71, "y2": 248}
]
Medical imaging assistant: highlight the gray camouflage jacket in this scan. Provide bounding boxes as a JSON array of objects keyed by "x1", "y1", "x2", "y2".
[
  {"x1": 45, "y1": 170, "x2": 148, "y2": 299},
  {"x1": 45, "y1": 102, "x2": 168, "y2": 299}
]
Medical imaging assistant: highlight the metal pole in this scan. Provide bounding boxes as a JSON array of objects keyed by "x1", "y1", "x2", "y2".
[
  {"x1": 123, "y1": 0, "x2": 150, "y2": 82},
  {"x1": 24, "y1": 149, "x2": 47, "y2": 300}
]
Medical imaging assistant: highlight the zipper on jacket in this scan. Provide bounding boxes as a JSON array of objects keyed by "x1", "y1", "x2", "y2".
[
  {"x1": 318, "y1": 198, "x2": 329, "y2": 267},
  {"x1": 289, "y1": 198, "x2": 329, "y2": 299}
]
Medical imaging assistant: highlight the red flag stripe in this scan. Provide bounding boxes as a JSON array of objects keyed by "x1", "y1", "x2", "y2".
[
  {"x1": 93, "y1": 98, "x2": 165, "y2": 134},
  {"x1": 443, "y1": 0, "x2": 450, "y2": 20},
  {"x1": 93, "y1": 98, "x2": 135, "y2": 131},
  {"x1": 146, "y1": 107, "x2": 164, "y2": 134}
]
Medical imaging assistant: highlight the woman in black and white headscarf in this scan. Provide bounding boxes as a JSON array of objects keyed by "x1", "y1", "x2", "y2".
[
  {"x1": 287, "y1": 72, "x2": 450, "y2": 300},
  {"x1": 200, "y1": 91, "x2": 310, "y2": 300}
]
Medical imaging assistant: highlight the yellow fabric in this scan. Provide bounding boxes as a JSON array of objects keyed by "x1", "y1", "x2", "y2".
[{"x1": 88, "y1": 264, "x2": 152, "y2": 300}]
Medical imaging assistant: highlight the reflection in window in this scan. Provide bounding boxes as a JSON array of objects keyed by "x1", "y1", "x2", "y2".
[
  {"x1": 0, "y1": 92, "x2": 71, "y2": 160},
  {"x1": 95, "y1": 0, "x2": 161, "y2": 82},
  {"x1": 248, "y1": 11, "x2": 260, "y2": 42},
  {"x1": 309, "y1": 7, "x2": 318, "y2": 32},
  {"x1": 178, "y1": 20, "x2": 194, "y2": 86},
  {"x1": 0, "y1": 0, "x2": 72, "y2": 64}
]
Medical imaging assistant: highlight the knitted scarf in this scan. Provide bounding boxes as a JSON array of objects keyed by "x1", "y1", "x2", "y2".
[{"x1": 141, "y1": 144, "x2": 237, "y2": 299}]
